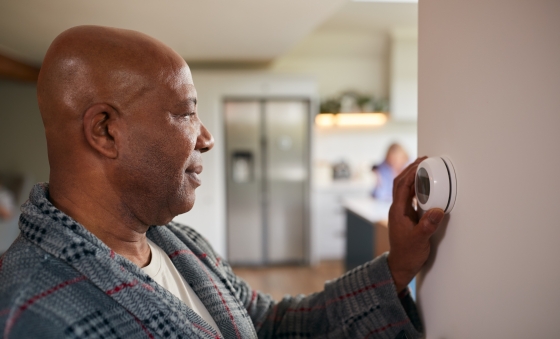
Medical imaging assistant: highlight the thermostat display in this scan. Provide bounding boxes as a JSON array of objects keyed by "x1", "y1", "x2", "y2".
[
  {"x1": 416, "y1": 167, "x2": 430, "y2": 204},
  {"x1": 415, "y1": 156, "x2": 457, "y2": 214}
]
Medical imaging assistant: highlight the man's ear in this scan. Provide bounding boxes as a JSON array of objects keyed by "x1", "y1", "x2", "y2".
[{"x1": 83, "y1": 103, "x2": 120, "y2": 159}]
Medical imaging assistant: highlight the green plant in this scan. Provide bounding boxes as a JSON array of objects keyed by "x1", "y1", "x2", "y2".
[{"x1": 320, "y1": 91, "x2": 389, "y2": 114}]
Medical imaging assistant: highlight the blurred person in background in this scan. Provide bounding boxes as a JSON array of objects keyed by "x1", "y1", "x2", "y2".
[
  {"x1": 0, "y1": 181, "x2": 16, "y2": 220},
  {"x1": 371, "y1": 143, "x2": 410, "y2": 201}
]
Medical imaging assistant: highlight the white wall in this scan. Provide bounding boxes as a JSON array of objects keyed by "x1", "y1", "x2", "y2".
[
  {"x1": 0, "y1": 80, "x2": 48, "y2": 182},
  {"x1": 175, "y1": 71, "x2": 318, "y2": 258},
  {"x1": 390, "y1": 28, "x2": 418, "y2": 122},
  {"x1": 418, "y1": 1, "x2": 560, "y2": 337}
]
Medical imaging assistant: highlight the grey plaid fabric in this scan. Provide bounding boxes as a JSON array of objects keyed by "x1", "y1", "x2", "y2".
[{"x1": 0, "y1": 183, "x2": 423, "y2": 338}]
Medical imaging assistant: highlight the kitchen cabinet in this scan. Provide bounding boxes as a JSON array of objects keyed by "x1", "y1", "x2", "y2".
[{"x1": 312, "y1": 182, "x2": 371, "y2": 260}]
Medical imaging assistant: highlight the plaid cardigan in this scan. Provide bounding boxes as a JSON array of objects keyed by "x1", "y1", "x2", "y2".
[{"x1": 0, "y1": 183, "x2": 422, "y2": 339}]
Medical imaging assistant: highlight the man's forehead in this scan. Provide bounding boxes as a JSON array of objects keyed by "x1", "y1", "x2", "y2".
[
  {"x1": 178, "y1": 66, "x2": 193, "y2": 84},
  {"x1": 156, "y1": 61, "x2": 195, "y2": 97},
  {"x1": 164, "y1": 65, "x2": 193, "y2": 88}
]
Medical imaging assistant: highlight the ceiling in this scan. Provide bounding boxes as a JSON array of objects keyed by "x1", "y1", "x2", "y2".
[
  {"x1": 0, "y1": 0, "x2": 417, "y2": 67},
  {"x1": 320, "y1": 1, "x2": 417, "y2": 33}
]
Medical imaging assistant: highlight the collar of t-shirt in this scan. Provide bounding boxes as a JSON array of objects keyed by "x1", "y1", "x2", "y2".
[{"x1": 142, "y1": 239, "x2": 222, "y2": 336}]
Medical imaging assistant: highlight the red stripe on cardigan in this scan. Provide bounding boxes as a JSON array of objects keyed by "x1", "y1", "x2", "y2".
[
  {"x1": 255, "y1": 304, "x2": 278, "y2": 329},
  {"x1": 193, "y1": 322, "x2": 221, "y2": 339},
  {"x1": 286, "y1": 279, "x2": 393, "y2": 313},
  {"x1": 247, "y1": 290, "x2": 258, "y2": 313},
  {"x1": 169, "y1": 249, "x2": 207, "y2": 261},
  {"x1": 364, "y1": 318, "x2": 410, "y2": 338},
  {"x1": 3, "y1": 275, "x2": 87, "y2": 339},
  {"x1": 170, "y1": 250, "x2": 242, "y2": 339},
  {"x1": 127, "y1": 310, "x2": 155, "y2": 339},
  {"x1": 142, "y1": 283, "x2": 155, "y2": 292},
  {"x1": 106, "y1": 280, "x2": 138, "y2": 295}
]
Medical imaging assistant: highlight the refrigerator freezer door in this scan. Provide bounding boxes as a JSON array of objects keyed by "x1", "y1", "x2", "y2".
[{"x1": 225, "y1": 101, "x2": 263, "y2": 265}]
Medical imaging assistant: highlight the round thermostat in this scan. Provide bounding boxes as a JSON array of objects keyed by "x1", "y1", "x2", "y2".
[{"x1": 415, "y1": 156, "x2": 457, "y2": 214}]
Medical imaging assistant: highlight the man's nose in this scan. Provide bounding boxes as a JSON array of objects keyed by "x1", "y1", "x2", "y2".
[{"x1": 196, "y1": 123, "x2": 214, "y2": 153}]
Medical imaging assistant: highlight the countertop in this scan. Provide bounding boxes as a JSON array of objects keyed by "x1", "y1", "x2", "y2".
[
  {"x1": 342, "y1": 196, "x2": 391, "y2": 223},
  {"x1": 312, "y1": 180, "x2": 373, "y2": 193}
]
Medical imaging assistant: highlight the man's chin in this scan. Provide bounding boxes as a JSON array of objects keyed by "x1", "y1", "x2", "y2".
[
  {"x1": 170, "y1": 196, "x2": 196, "y2": 219},
  {"x1": 147, "y1": 200, "x2": 195, "y2": 226},
  {"x1": 152, "y1": 190, "x2": 196, "y2": 225}
]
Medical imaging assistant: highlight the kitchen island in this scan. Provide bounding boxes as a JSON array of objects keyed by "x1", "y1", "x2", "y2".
[{"x1": 343, "y1": 197, "x2": 391, "y2": 271}]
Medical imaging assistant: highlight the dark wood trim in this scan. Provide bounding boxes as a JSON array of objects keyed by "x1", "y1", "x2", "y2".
[{"x1": 0, "y1": 53, "x2": 40, "y2": 82}]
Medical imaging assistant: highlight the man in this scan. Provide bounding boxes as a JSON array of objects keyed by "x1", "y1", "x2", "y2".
[{"x1": 0, "y1": 26, "x2": 444, "y2": 338}]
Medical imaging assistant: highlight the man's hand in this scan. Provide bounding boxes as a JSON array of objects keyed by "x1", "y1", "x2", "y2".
[{"x1": 387, "y1": 157, "x2": 445, "y2": 293}]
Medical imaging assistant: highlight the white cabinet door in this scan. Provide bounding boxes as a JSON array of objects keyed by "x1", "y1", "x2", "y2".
[
  {"x1": 313, "y1": 191, "x2": 346, "y2": 260},
  {"x1": 312, "y1": 187, "x2": 371, "y2": 261}
]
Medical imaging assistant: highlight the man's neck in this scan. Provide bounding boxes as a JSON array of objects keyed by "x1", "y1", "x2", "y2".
[{"x1": 48, "y1": 178, "x2": 152, "y2": 268}]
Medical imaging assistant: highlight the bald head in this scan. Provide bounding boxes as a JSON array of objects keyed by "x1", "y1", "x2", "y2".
[
  {"x1": 38, "y1": 25, "x2": 191, "y2": 127},
  {"x1": 39, "y1": 26, "x2": 214, "y2": 227}
]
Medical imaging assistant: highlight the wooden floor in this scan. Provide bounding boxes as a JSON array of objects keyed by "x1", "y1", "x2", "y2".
[{"x1": 232, "y1": 260, "x2": 345, "y2": 301}]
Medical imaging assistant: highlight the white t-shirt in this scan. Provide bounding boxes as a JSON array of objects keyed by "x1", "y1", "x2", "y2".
[{"x1": 142, "y1": 239, "x2": 222, "y2": 336}]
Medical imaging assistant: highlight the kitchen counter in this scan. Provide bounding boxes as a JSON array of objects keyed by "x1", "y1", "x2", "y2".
[
  {"x1": 312, "y1": 179, "x2": 373, "y2": 193},
  {"x1": 342, "y1": 197, "x2": 391, "y2": 223}
]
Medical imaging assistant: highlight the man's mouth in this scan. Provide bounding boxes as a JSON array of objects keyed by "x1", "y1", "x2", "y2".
[{"x1": 186, "y1": 165, "x2": 203, "y2": 186}]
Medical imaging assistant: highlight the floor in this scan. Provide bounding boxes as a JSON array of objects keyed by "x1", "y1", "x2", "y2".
[{"x1": 232, "y1": 260, "x2": 345, "y2": 301}]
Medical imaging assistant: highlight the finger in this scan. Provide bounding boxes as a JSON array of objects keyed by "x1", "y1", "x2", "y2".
[
  {"x1": 407, "y1": 197, "x2": 420, "y2": 223},
  {"x1": 394, "y1": 156, "x2": 427, "y2": 188},
  {"x1": 404, "y1": 193, "x2": 419, "y2": 222},
  {"x1": 403, "y1": 171, "x2": 420, "y2": 217},
  {"x1": 392, "y1": 157, "x2": 426, "y2": 199},
  {"x1": 414, "y1": 208, "x2": 444, "y2": 240}
]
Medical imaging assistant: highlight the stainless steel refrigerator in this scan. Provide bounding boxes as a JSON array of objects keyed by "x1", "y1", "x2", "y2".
[{"x1": 224, "y1": 98, "x2": 310, "y2": 266}]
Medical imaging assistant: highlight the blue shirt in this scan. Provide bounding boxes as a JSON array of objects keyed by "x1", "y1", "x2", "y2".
[{"x1": 372, "y1": 161, "x2": 395, "y2": 201}]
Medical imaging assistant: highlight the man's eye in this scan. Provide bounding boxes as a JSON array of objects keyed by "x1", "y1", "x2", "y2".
[{"x1": 182, "y1": 112, "x2": 196, "y2": 117}]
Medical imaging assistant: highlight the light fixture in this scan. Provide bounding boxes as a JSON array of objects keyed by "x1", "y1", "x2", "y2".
[
  {"x1": 315, "y1": 114, "x2": 336, "y2": 127},
  {"x1": 315, "y1": 113, "x2": 388, "y2": 127},
  {"x1": 353, "y1": 0, "x2": 417, "y2": 3}
]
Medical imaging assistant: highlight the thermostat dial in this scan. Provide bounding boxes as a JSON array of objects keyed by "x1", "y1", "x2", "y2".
[{"x1": 415, "y1": 156, "x2": 457, "y2": 214}]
